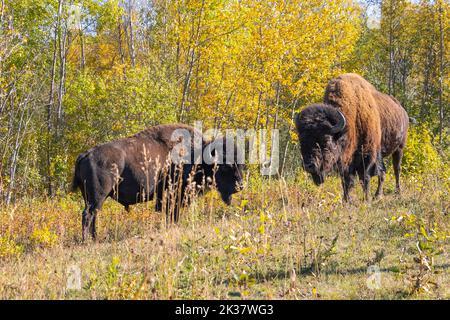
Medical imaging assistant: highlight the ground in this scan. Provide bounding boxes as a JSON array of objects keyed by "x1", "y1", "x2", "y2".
[{"x1": 0, "y1": 170, "x2": 448, "y2": 299}]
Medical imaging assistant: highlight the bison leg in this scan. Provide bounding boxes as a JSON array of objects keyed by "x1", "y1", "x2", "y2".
[
  {"x1": 82, "y1": 208, "x2": 95, "y2": 242},
  {"x1": 356, "y1": 165, "x2": 372, "y2": 201},
  {"x1": 82, "y1": 199, "x2": 105, "y2": 242},
  {"x1": 356, "y1": 153, "x2": 378, "y2": 201},
  {"x1": 164, "y1": 195, "x2": 182, "y2": 225},
  {"x1": 81, "y1": 209, "x2": 91, "y2": 242},
  {"x1": 90, "y1": 209, "x2": 98, "y2": 239},
  {"x1": 82, "y1": 207, "x2": 97, "y2": 242},
  {"x1": 155, "y1": 176, "x2": 184, "y2": 224},
  {"x1": 156, "y1": 188, "x2": 183, "y2": 225},
  {"x1": 374, "y1": 155, "x2": 386, "y2": 199},
  {"x1": 360, "y1": 172, "x2": 371, "y2": 201},
  {"x1": 341, "y1": 166, "x2": 356, "y2": 202},
  {"x1": 155, "y1": 186, "x2": 172, "y2": 224},
  {"x1": 155, "y1": 185, "x2": 163, "y2": 212},
  {"x1": 374, "y1": 168, "x2": 386, "y2": 199},
  {"x1": 172, "y1": 202, "x2": 181, "y2": 223},
  {"x1": 392, "y1": 148, "x2": 403, "y2": 194}
]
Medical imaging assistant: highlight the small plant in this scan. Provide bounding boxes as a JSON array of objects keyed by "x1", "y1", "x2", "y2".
[
  {"x1": 106, "y1": 256, "x2": 121, "y2": 288},
  {"x1": 0, "y1": 235, "x2": 24, "y2": 258},
  {"x1": 409, "y1": 223, "x2": 447, "y2": 295},
  {"x1": 394, "y1": 212, "x2": 448, "y2": 295},
  {"x1": 310, "y1": 235, "x2": 339, "y2": 276},
  {"x1": 98, "y1": 256, "x2": 148, "y2": 299},
  {"x1": 30, "y1": 226, "x2": 59, "y2": 248},
  {"x1": 402, "y1": 125, "x2": 443, "y2": 176}
]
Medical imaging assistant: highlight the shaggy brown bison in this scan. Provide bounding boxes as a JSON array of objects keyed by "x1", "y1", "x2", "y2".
[
  {"x1": 72, "y1": 124, "x2": 244, "y2": 241},
  {"x1": 295, "y1": 73, "x2": 410, "y2": 202}
]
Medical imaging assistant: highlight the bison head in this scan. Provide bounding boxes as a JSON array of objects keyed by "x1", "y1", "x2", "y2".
[
  {"x1": 294, "y1": 104, "x2": 346, "y2": 185},
  {"x1": 203, "y1": 137, "x2": 244, "y2": 205}
]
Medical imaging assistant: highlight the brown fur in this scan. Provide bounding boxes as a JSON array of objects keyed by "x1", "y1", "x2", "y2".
[
  {"x1": 374, "y1": 92, "x2": 409, "y2": 156},
  {"x1": 324, "y1": 73, "x2": 382, "y2": 167}
]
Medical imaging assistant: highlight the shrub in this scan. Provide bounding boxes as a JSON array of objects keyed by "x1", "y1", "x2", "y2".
[
  {"x1": 0, "y1": 236, "x2": 24, "y2": 258},
  {"x1": 30, "y1": 226, "x2": 59, "y2": 248},
  {"x1": 391, "y1": 212, "x2": 448, "y2": 295},
  {"x1": 402, "y1": 125, "x2": 443, "y2": 175}
]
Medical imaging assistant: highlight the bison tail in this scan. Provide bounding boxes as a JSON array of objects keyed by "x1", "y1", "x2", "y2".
[
  {"x1": 71, "y1": 174, "x2": 80, "y2": 192},
  {"x1": 71, "y1": 152, "x2": 88, "y2": 192},
  {"x1": 409, "y1": 117, "x2": 417, "y2": 125}
]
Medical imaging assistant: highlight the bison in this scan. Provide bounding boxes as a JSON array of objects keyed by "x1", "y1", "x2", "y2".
[
  {"x1": 72, "y1": 124, "x2": 244, "y2": 241},
  {"x1": 295, "y1": 73, "x2": 410, "y2": 202}
]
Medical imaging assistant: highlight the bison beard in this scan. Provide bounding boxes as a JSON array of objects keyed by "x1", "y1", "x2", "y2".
[
  {"x1": 72, "y1": 124, "x2": 244, "y2": 241},
  {"x1": 295, "y1": 74, "x2": 410, "y2": 202}
]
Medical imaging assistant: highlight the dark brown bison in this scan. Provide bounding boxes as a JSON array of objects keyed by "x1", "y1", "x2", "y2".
[
  {"x1": 72, "y1": 124, "x2": 244, "y2": 241},
  {"x1": 295, "y1": 73, "x2": 409, "y2": 202}
]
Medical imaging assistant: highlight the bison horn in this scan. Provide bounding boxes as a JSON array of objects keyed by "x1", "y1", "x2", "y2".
[{"x1": 330, "y1": 110, "x2": 346, "y2": 134}]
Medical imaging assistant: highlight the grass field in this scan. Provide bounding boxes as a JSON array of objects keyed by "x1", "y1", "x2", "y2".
[{"x1": 0, "y1": 170, "x2": 448, "y2": 300}]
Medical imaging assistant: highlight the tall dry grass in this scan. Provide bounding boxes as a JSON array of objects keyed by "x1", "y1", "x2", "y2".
[{"x1": 0, "y1": 168, "x2": 448, "y2": 299}]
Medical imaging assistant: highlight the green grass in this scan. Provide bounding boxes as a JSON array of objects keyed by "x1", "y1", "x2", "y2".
[{"x1": 0, "y1": 171, "x2": 448, "y2": 299}]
